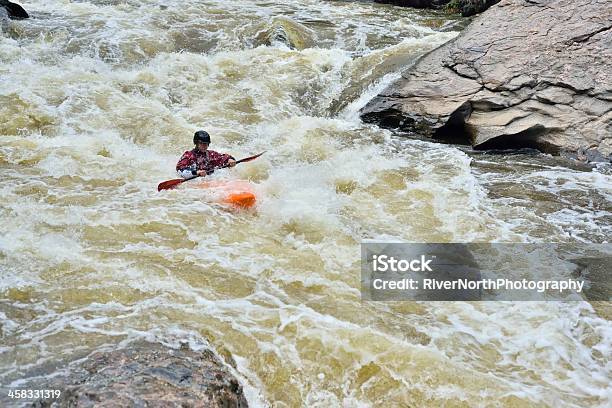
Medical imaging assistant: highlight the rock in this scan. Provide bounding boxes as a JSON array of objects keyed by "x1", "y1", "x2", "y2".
[
  {"x1": 0, "y1": 0, "x2": 29, "y2": 19},
  {"x1": 361, "y1": 0, "x2": 612, "y2": 161},
  {"x1": 253, "y1": 16, "x2": 317, "y2": 50},
  {"x1": 29, "y1": 341, "x2": 249, "y2": 407},
  {"x1": 452, "y1": 0, "x2": 502, "y2": 16},
  {"x1": 374, "y1": 0, "x2": 500, "y2": 16},
  {"x1": 571, "y1": 256, "x2": 611, "y2": 302},
  {"x1": 374, "y1": 0, "x2": 451, "y2": 9}
]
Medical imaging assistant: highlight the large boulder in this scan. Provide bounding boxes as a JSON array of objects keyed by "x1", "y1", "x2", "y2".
[
  {"x1": 0, "y1": 0, "x2": 29, "y2": 19},
  {"x1": 361, "y1": 0, "x2": 612, "y2": 161},
  {"x1": 28, "y1": 341, "x2": 249, "y2": 407}
]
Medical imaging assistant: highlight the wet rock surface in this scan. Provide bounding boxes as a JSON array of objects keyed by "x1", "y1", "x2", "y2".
[
  {"x1": 374, "y1": 0, "x2": 500, "y2": 16},
  {"x1": 253, "y1": 16, "x2": 317, "y2": 50},
  {"x1": 0, "y1": 1, "x2": 28, "y2": 19},
  {"x1": 374, "y1": 0, "x2": 451, "y2": 9},
  {"x1": 361, "y1": 0, "x2": 612, "y2": 161},
  {"x1": 29, "y1": 341, "x2": 248, "y2": 408}
]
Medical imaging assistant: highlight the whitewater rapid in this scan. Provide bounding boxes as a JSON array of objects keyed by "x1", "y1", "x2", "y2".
[{"x1": 1, "y1": 1, "x2": 610, "y2": 407}]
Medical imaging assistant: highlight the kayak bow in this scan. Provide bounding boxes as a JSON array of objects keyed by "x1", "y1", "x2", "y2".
[{"x1": 195, "y1": 180, "x2": 257, "y2": 208}]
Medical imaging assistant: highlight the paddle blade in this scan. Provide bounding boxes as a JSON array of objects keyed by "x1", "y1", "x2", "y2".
[
  {"x1": 236, "y1": 151, "x2": 265, "y2": 164},
  {"x1": 157, "y1": 178, "x2": 185, "y2": 191}
]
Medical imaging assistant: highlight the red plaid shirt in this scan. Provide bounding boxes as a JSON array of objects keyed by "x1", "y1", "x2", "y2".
[{"x1": 176, "y1": 149, "x2": 234, "y2": 177}]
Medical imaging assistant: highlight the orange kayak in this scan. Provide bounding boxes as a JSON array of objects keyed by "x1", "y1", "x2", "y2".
[{"x1": 194, "y1": 180, "x2": 256, "y2": 208}]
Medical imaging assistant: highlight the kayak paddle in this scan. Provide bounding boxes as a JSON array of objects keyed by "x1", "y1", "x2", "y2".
[{"x1": 157, "y1": 151, "x2": 265, "y2": 192}]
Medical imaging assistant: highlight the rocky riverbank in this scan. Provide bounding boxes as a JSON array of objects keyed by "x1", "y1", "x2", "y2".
[
  {"x1": 361, "y1": 0, "x2": 611, "y2": 162},
  {"x1": 24, "y1": 341, "x2": 248, "y2": 407}
]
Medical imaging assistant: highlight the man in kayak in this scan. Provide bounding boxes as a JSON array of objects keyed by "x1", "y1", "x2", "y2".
[{"x1": 176, "y1": 130, "x2": 236, "y2": 178}]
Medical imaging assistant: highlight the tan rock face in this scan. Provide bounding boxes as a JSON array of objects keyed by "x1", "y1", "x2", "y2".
[{"x1": 361, "y1": 0, "x2": 612, "y2": 161}]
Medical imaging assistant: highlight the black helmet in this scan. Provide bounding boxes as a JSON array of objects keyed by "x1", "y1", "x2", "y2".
[{"x1": 193, "y1": 130, "x2": 211, "y2": 144}]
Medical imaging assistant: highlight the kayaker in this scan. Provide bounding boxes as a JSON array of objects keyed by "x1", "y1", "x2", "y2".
[{"x1": 176, "y1": 130, "x2": 236, "y2": 178}]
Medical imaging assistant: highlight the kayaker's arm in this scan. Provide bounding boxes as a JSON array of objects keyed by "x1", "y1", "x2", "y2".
[
  {"x1": 178, "y1": 167, "x2": 198, "y2": 178},
  {"x1": 175, "y1": 150, "x2": 237, "y2": 178},
  {"x1": 176, "y1": 150, "x2": 199, "y2": 178},
  {"x1": 206, "y1": 151, "x2": 236, "y2": 170},
  {"x1": 224, "y1": 154, "x2": 237, "y2": 167}
]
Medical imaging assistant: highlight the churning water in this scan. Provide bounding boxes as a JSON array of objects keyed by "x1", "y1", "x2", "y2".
[{"x1": 1, "y1": 1, "x2": 610, "y2": 406}]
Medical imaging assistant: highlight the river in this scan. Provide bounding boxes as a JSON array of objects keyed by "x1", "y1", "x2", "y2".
[{"x1": 1, "y1": 1, "x2": 610, "y2": 406}]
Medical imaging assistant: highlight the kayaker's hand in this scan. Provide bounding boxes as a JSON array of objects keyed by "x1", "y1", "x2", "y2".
[
  {"x1": 197, "y1": 170, "x2": 207, "y2": 177},
  {"x1": 228, "y1": 159, "x2": 237, "y2": 168}
]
